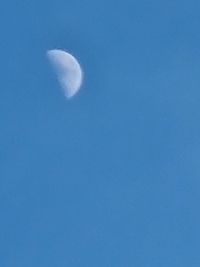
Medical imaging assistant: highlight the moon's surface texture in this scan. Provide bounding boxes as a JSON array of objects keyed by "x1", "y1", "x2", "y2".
[{"x1": 47, "y1": 49, "x2": 83, "y2": 98}]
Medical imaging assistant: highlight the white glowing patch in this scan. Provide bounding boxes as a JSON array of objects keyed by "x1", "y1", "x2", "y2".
[{"x1": 47, "y1": 49, "x2": 83, "y2": 98}]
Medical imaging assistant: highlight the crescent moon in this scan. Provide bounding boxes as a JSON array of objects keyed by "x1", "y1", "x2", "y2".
[{"x1": 47, "y1": 49, "x2": 83, "y2": 98}]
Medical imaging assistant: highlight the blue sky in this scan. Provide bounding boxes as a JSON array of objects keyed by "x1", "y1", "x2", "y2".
[{"x1": 0, "y1": 0, "x2": 200, "y2": 266}]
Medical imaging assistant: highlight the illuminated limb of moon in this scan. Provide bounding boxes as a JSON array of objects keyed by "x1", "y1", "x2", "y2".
[{"x1": 47, "y1": 49, "x2": 83, "y2": 98}]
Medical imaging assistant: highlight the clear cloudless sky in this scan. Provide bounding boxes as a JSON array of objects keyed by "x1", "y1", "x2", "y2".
[{"x1": 0, "y1": 0, "x2": 200, "y2": 266}]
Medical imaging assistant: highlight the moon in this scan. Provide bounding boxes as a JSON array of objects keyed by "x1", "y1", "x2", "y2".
[{"x1": 47, "y1": 49, "x2": 83, "y2": 98}]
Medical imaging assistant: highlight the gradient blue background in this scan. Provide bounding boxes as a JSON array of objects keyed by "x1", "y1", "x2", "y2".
[{"x1": 0, "y1": 0, "x2": 200, "y2": 266}]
